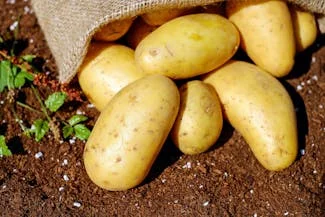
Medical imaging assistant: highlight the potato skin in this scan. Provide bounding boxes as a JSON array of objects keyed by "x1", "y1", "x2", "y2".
[
  {"x1": 226, "y1": 0, "x2": 295, "y2": 77},
  {"x1": 289, "y1": 6, "x2": 317, "y2": 52},
  {"x1": 78, "y1": 43, "x2": 146, "y2": 111},
  {"x1": 83, "y1": 74, "x2": 180, "y2": 191},
  {"x1": 202, "y1": 61, "x2": 298, "y2": 171},
  {"x1": 141, "y1": 8, "x2": 189, "y2": 26},
  {"x1": 93, "y1": 18, "x2": 133, "y2": 41},
  {"x1": 171, "y1": 80, "x2": 223, "y2": 155},
  {"x1": 135, "y1": 13, "x2": 239, "y2": 79}
]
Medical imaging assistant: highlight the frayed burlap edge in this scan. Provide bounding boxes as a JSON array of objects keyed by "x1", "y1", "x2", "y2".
[{"x1": 31, "y1": 0, "x2": 325, "y2": 84}]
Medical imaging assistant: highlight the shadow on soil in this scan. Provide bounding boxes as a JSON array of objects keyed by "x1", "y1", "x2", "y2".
[
  {"x1": 280, "y1": 81, "x2": 308, "y2": 160},
  {"x1": 284, "y1": 34, "x2": 325, "y2": 79},
  {"x1": 7, "y1": 136, "x2": 26, "y2": 155}
]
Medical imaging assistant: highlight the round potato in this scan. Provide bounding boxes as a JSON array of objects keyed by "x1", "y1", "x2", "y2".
[
  {"x1": 135, "y1": 13, "x2": 239, "y2": 79},
  {"x1": 126, "y1": 18, "x2": 157, "y2": 49},
  {"x1": 141, "y1": 8, "x2": 189, "y2": 26},
  {"x1": 78, "y1": 42, "x2": 146, "y2": 111},
  {"x1": 83, "y1": 74, "x2": 180, "y2": 191},
  {"x1": 202, "y1": 61, "x2": 298, "y2": 171},
  {"x1": 93, "y1": 18, "x2": 133, "y2": 42},
  {"x1": 226, "y1": 0, "x2": 295, "y2": 77},
  {"x1": 289, "y1": 5, "x2": 317, "y2": 52},
  {"x1": 171, "y1": 80, "x2": 223, "y2": 155}
]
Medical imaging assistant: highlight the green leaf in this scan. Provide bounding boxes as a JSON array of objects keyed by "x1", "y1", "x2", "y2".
[
  {"x1": 31, "y1": 119, "x2": 49, "y2": 142},
  {"x1": 0, "y1": 135, "x2": 12, "y2": 157},
  {"x1": 73, "y1": 124, "x2": 91, "y2": 140},
  {"x1": 14, "y1": 70, "x2": 34, "y2": 88},
  {"x1": 0, "y1": 60, "x2": 14, "y2": 90},
  {"x1": 68, "y1": 115, "x2": 88, "y2": 126},
  {"x1": 45, "y1": 92, "x2": 67, "y2": 112},
  {"x1": 21, "y1": 54, "x2": 36, "y2": 63},
  {"x1": 62, "y1": 125, "x2": 73, "y2": 139}
]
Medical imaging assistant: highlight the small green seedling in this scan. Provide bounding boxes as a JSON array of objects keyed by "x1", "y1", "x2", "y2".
[
  {"x1": 63, "y1": 115, "x2": 91, "y2": 140},
  {"x1": 0, "y1": 135, "x2": 12, "y2": 157}
]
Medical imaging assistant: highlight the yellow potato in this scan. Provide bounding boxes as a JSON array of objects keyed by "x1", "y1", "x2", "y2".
[
  {"x1": 93, "y1": 18, "x2": 133, "y2": 41},
  {"x1": 226, "y1": 0, "x2": 295, "y2": 77},
  {"x1": 202, "y1": 61, "x2": 298, "y2": 171},
  {"x1": 171, "y1": 80, "x2": 223, "y2": 155},
  {"x1": 289, "y1": 5, "x2": 317, "y2": 52},
  {"x1": 141, "y1": 8, "x2": 188, "y2": 26},
  {"x1": 126, "y1": 18, "x2": 157, "y2": 49},
  {"x1": 135, "y1": 13, "x2": 239, "y2": 79},
  {"x1": 78, "y1": 42, "x2": 146, "y2": 111},
  {"x1": 83, "y1": 74, "x2": 180, "y2": 191}
]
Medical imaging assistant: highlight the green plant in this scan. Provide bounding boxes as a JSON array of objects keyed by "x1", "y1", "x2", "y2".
[{"x1": 0, "y1": 135, "x2": 12, "y2": 157}]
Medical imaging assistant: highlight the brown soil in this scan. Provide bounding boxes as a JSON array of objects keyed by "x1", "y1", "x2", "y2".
[{"x1": 0, "y1": 1, "x2": 324, "y2": 217}]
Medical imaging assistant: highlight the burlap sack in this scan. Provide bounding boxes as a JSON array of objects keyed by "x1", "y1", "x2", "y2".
[{"x1": 31, "y1": 0, "x2": 325, "y2": 84}]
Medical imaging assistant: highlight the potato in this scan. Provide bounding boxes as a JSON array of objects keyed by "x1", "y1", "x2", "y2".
[
  {"x1": 289, "y1": 5, "x2": 317, "y2": 52},
  {"x1": 226, "y1": 0, "x2": 295, "y2": 77},
  {"x1": 93, "y1": 18, "x2": 133, "y2": 41},
  {"x1": 126, "y1": 18, "x2": 157, "y2": 49},
  {"x1": 202, "y1": 61, "x2": 298, "y2": 171},
  {"x1": 171, "y1": 80, "x2": 223, "y2": 155},
  {"x1": 83, "y1": 74, "x2": 180, "y2": 191},
  {"x1": 78, "y1": 42, "x2": 146, "y2": 111},
  {"x1": 141, "y1": 8, "x2": 189, "y2": 26},
  {"x1": 135, "y1": 13, "x2": 240, "y2": 79}
]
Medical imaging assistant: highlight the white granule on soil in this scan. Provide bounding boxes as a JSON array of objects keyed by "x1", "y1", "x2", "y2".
[
  {"x1": 311, "y1": 56, "x2": 316, "y2": 63},
  {"x1": 62, "y1": 159, "x2": 68, "y2": 166},
  {"x1": 73, "y1": 202, "x2": 82, "y2": 208},
  {"x1": 306, "y1": 79, "x2": 311, "y2": 84},
  {"x1": 6, "y1": 0, "x2": 16, "y2": 4},
  {"x1": 199, "y1": 184, "x2": 204, "y2": 189},
  {"x1": 250, "y1": 189, "x2": 254, "y2": 194},
  {"x1": 319, "y1": 105, "x2": 323, "y2": 109},
  {"x1": 224, "y1": 172, "x2": 228, "y2": 178},
  {"x1": 161, "y1": 179, "x2": 166, "y2": 183},
  {"x1": 59, "y1": 187, "x2": 64, "y2": 191},
  {"x1": 0, "y1": 101, "x2": 4, "y2": 104},
  {"x1": 76, "y1": 110, "x2": 85, "y2": 115},
  {"x1": 296, "y1": 85, "x2": 303, "y2": 91},
  {"x1": 34, "y1": 152, "x2": 43, "y2": 159},
  {"x1": 202, "y1": 201, "x2": 209, "y2": 206},
  {"x1": 300, "y1": 149, "x2": 305, "y2": 156},
  {"x1": 284, "y1": 211, "x2": 289, "y2": 216},
  {"x1": 69, "y1": 138, "x2": 76, "y2": 144},
  {"x1": 9, "y1": 21, "x2": 18, "y2": 31},
  {"x1": 87, "y1": 103, "x2": 95, "y2": 108},
  {"x1": 312, "y1": 75, "x2": 318, "y2": 81},
  {"x1": 63, "y1": 174, "x2": 69, "y2": 181},
  {"x1": 313, "y1": 170, "x2": 317, "y2": 174},
  {"x1": 182, "y1": 161, "x2": 192, "y2": 169},
  {"x1": 253, "y1": 213, "x2": 258, "y2": 217},
  {"x1": 23, "y1": 6, "x2": 30, "y2": 14}
]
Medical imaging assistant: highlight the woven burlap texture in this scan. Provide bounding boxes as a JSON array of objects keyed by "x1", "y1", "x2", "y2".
[{"x1": 31, "y1": 0, "x2": 325, "y2": 84}]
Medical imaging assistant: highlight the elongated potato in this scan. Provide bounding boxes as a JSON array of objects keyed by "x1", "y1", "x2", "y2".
[
  {"x1": 135, "y1": 13, "x2": 239, "y2": 79},
  {"x1": 141, "y1": 8, "x2": 189, "y2": 26},
  {"x1": 289, "y1": 6, "x2": 317, "y2": 52},
  {"x1": 202, "y1": 61, "x2": 298, "y2": 171},
  {"x1": 83, "y1": 74, "x2": 180, "y2": 191},
  {"x1": 93, "y1": 18, "x2": 133, "y2": 41},
  {"x1": 171, "y1": 80, "x2": 223, "y2": 155},
  {"x1": 226, "y1": 0, "x2": 295, "y2": 77},
  {"x1": 78, "y1": 42, "x2": 146, "y2": 111}
]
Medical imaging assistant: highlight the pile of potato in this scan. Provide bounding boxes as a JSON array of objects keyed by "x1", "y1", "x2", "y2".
[{"x1": 79, "y1": 0, "x2": 319, "y2": 191}]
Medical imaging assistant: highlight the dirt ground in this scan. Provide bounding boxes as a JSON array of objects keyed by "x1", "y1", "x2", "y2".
[{"x1": 0, "y1": 1, "x2": 324, "y2": 216}]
